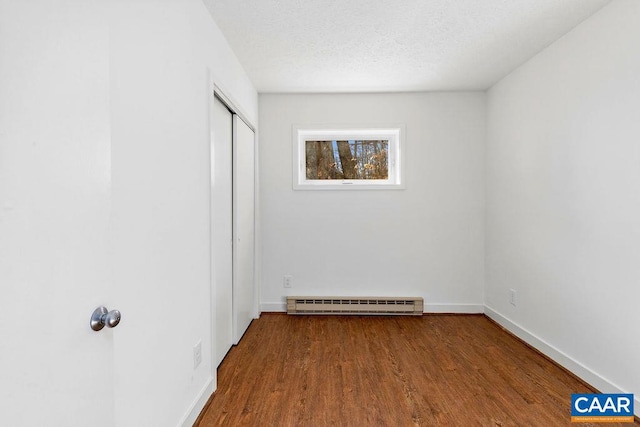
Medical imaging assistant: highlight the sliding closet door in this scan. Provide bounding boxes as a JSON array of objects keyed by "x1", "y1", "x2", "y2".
[
  {"x1": 232, "y1": 115, "x2": 255, "y2": 344},
  {"x1": 211, "y1": 97, "x2": 233, "y2": 366}
]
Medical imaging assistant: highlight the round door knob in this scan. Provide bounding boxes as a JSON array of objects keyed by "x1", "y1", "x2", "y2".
[
  {"x1": 104, "y1": 309, "x2": 121, "y2": 328},
  {"x1": 90, "y1": 306, "x2": 122, "y2": 331}
]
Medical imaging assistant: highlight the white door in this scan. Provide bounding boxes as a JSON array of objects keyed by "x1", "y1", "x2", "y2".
[
  {"x1": 232, "y1": 115, "x2": 256, "y2": 344},
  {"x1": 0, "y1": 2, "x2": 114, "y2": 425},
  {"x1": 212, "y1": 97, "x2": 234, "y2": 366}
]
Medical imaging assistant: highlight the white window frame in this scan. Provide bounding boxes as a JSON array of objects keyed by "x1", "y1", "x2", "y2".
[{"x1": 292, "y1": 125, "x2": 405, "y2": 190}]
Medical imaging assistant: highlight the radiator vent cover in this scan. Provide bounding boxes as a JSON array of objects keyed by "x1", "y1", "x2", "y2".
[{"x1": 286, "y1": 296, "x2": 423, "y2": 316}]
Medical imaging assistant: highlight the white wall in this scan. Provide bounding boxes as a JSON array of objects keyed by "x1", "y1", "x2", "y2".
[
  {"x1": 109, "y1": 1, "x2": 257, "y2": 425},
  {"x1": 486, "y1": 0, "x2": 640, "y2": 413},
  {"x1": 259, "y1": 93, "x2": 485, "y2": 312},
  {"x1": 0, "y1": 0, "x2": 257, "y2": 426}
]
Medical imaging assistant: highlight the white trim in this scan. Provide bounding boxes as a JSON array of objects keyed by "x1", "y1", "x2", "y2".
[
  {"x1": 253, "y1": 128, "x2": 262, "y2": 320},
  {"x1": 178, "y1": 377, "x2": 214, "y2": 427},
  {"x1": 206, "y1": 67, "x2": 218, "y2": 406},
  {"x1": 292, "y1": 125, "x2": 405, "y2": 190},
  {"x1": 423, "y1": 303, "x2": 484, "y2": 314},
  {"x1": 213, "y1": 84, "x2": 255, "y2": 133},
  {"x1": 484, "y1": 305, "x2": 640, "y2": 417},
  {"x1": 261, "y1": 302, "x2": 287, "y2": 312}
]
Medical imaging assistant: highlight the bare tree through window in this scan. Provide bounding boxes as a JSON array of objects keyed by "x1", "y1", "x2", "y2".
[{"x1": 305, "y1": 140, "x2": 389, "y2": 180}]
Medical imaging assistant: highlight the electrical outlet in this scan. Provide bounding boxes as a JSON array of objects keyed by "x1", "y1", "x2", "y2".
[
  {"x1": 193, "y1": 340, "x2": 202, "y2": 369},
  {"x1": 283, "y1": 275, "x2": 293, "y2": 288},
  {"x1": 509, "y1": 289, "x2": 517, "y2": 306}
]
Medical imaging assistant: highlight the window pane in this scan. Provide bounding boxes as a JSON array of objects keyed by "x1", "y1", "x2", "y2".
[{"x1": 305, "y1": 140, "x2": 389, "y2": 180}]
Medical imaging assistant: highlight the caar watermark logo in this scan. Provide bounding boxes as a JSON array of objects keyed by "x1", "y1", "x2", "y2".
[{"x1": 571, "y1": 393, "x2": 635, "y2": 423}]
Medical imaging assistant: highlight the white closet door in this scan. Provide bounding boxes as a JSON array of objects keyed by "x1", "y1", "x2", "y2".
[
  {"x1": 211, "y1": 97, "x2": 233, "y2": 366},
  {"x1": 232, "y1": 115, "x2": 255, "y2": 344}
]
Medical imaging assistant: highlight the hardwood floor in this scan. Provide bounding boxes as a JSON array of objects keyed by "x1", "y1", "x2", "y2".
[{"x1": 196, "y1": 314, "x2": 637, "y2": 426}]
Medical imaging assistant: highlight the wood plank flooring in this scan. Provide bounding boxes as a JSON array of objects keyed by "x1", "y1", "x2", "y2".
[{"x1": 196, "y1": 314, "x2": 638, "y2": 426}]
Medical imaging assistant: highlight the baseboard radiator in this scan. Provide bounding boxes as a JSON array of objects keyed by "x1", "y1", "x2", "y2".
[{"x1": 286, "y1": 296, "x2": 424, "y2": 316}]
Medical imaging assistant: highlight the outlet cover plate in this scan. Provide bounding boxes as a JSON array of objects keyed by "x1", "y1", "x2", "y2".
[
  {"x1": 283, "y1": 275, "x2": 293, "y2": 288},
  {"x1": 193, "y1": 341, "x2": 202, "y2": 369}
]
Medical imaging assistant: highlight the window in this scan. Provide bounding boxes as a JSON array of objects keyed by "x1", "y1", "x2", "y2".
[{"x1": 293, "y1": 126, "x2": 404, "y2": 190}]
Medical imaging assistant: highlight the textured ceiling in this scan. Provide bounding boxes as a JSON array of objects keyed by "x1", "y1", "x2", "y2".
[{"x1": 203, "y1": 0, "x2": 611, "y2": 93}]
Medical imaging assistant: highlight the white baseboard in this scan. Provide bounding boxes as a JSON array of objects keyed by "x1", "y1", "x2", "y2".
[
  {"x1": 424, "y1": 303, "x2": 484, "y2": 313},
  {"x1": 484, "y1": 306, "x2": 639, "y2": 417},
  {"x1": 261, "y1": 302, "x2": 286, "y2": 312},
  {"x1": 260, "y1": 302, "x2": 484, "y2": 314},
  {"x1": 178, "y1": 377, "x2": 214, "y2": 427}
]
